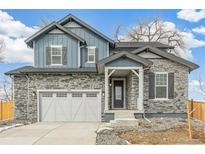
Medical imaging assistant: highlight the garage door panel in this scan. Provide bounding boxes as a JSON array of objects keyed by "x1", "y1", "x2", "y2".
[
  {"x1": 39, "y1": 91, "x2": 101, "y2": 122},
  {"x1": 85, "y1": 93, "x2": 100, "y2": 121},
  {"x1": 71, "y1": 98, "x2": 85, "y2": 121},
  {"x1": 55, "y1": 99, "x2": 71, "y2": 121},
  {"x1": 41, "y1": 93, "x2": 56, "y2": 121}
]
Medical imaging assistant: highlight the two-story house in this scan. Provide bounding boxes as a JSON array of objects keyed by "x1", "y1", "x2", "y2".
[{"x1": 6, "y1": 14, "x2": 199, "y2": 123}]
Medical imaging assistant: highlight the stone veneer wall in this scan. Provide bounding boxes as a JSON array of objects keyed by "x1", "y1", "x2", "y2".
[
  {"x1": 13, "y1": 73, "x2": 104, "y2": 123},
  {"x1": 127, "y1": 72, "x2": 139, "y2": 110},
  {"x1": 143, "y1": 59, "x2": 189, "y2": 113},
  {"x1": 13, "y1": 59, "x2": 189, "y2": 123}
]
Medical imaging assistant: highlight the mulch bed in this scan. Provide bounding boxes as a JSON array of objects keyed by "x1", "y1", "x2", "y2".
[{"x1": 116, "y1": 124, "x2": 205, "y2": 144}]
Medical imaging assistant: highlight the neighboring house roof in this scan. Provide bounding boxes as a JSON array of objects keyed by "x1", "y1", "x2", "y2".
[
  {"x1": 5, "y1": 66, "x2": 97, "y2": 75},
  {"x1": 58, "y1": 14, "x2": 115, "y2": 46},
  {"x1": 132, "y1": 45, "x2": 199, "y2": 71},
  {"x1": 25, "y1": 22, "x2": 86, "y2": 48},
  {"x1": 97, "y1": 51, "x2": 153, "y2": 74},
  {"x1": 115, "y1": 42, "x2": 174, "y2": 49}
]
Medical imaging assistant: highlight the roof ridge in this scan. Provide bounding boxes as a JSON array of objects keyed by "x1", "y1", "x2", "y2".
[
  {"x1": 25, "y1": 21, "x2": 86, "y2": 48},
  {"x1": 57, "y1": 14, "x2": 114, "y2": 45}
]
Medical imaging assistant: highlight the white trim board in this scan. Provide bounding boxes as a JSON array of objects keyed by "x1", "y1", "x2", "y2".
[{"x1": 105, "y1": 66, "x2": 142, "y2": 70}]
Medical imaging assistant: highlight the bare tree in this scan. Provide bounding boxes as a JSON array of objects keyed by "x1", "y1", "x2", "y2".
[
  {"x1": 0, "y1": 38, "x2": 5, "y2": 62},
  {"x1": 0, "y1": 75, "x2": 12, "y2": 101},
  {"x1": 115, "y1": 18, "x2": 185, "y2": 56},
  {"x1": 114, "y1": 25, "x2": 122, "y2": 42},
  {"x1": 199, "y1": 79, "x2": 205, "y2": 97},
  {"x1": 39, "y1": 17, "x2": 53, "y2": 28}
]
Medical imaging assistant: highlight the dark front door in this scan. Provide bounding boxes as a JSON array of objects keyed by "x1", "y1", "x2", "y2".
[{"x1": 113, "y1": 80, "x2": 124, "y2": 108}]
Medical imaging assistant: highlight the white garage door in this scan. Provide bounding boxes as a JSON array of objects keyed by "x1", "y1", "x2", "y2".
[{"x1": 39, "y1": 91, "x2": 101, "y2": 122}]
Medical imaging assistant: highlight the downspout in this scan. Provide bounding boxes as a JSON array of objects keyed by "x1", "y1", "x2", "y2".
[
  {"x1": 79, "y1": 44, "x2": 86, "y2": 68},
  {"x1": 25, "y1": 74, "x2": 29, "y2": 121}
]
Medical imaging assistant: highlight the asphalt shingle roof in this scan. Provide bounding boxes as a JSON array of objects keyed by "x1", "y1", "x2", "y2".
[
  {"x1": 5, "y1": 66, "x2": 97, "y2": 75},
  {"x1": 114, "y1": 42, "x2": 174, "y2": 49}
]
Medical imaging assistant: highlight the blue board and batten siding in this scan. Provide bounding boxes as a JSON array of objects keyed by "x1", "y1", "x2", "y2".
[
  {"x1": 35, "y1": 34, "x2": 78, "y2": 68},
  {"x1": 68, "y1": 27, "x2": 109, "y2": 68},
  {"x1": 34, "y1": 26, "x2": 109, "y2": 68}
]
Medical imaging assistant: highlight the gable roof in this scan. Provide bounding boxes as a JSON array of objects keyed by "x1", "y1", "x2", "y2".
[
  {"x1": 132, "y1": 45, "x2": 199, "y2": 71},
  {"x1": 58, "y1": 14, "x2": 114, "y2": 46},
  {"x1": 115, "y1": 42, "x2": 174, "y2": 49},
  {"x1": 25, "y1": 22, "x2": 86, "y2": 48},
  {"x1": 97, "y1": 51, "x2": 153, "y2": 74}
]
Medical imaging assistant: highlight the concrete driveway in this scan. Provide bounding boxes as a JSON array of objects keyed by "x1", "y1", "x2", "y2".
[{"x1": 0, "y1": 122, "x2": 100, "y2": 145}]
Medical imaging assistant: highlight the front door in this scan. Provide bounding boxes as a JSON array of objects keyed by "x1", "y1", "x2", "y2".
[{"x1": 113, "y1": 80, "x2": 124, "y2": 109}]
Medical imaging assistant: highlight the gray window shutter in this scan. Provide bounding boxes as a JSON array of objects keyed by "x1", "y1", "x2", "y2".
[
  {"x1": 168, "y1": 73, "x2": 174, "y2": 99},
  {"x1": 62, "y1": 47, "x2": 67, "y2": 65},
  {"x1": 95, "y1": 47, "x2": 99, "y2": 62},
  {"x1": 85, "y1": 48, "x2": 88, "y2": 62},
  {"x1": 149, "y1": 72, "x2": 155, "y2": 99},
  {"x1": 46, "y1": 47, "x2": 51, "y2": 65}
]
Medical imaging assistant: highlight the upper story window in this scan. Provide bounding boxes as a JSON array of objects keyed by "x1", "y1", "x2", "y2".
[
  {"x1": 87, "y1": 46, "x2": 96, "y2": 63},
  {"x1": 51, "y1": 45, "x2": 62, "y2": 65},
  {"x1": 155, "y1": 73, "x2": 168, "y2": 99}
]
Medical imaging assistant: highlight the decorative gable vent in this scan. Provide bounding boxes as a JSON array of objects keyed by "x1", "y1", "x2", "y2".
[
  {"x1": 64, "y1": 21, "x2": 82, "y2": 28},
  {"x1": 49, "y1": 28, "x2": 64, "y2": 34}
]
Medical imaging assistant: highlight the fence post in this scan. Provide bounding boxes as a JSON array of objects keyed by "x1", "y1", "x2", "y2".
[
  {"x1": 191, "y1": 99, "x2": 193, "y2": 117},
  {"x1": 187, "y1": 101, "x2": 192, "y2": 139}
]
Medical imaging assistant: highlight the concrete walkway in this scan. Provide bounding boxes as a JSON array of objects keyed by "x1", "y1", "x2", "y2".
[{"x1": 0, "y1": 122, "x2": 100, "y2": 145}]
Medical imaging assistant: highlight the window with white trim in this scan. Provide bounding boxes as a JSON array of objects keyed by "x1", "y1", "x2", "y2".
[
  {"x1": 87, "y1": 46, "x2": 96, "y2": 63},
  {"x1": 155, "y1": 73, "x2": 168, "y2": 99},
  {"x1": 51, "y1": 45, "x2": 62, "y2": 65}
]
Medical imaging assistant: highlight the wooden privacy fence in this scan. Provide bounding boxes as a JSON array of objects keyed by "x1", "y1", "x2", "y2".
[
  {"x1": 0, "y1": 100, "x2": 14, "y2": 121},
  {"x1": 188, "y1": 100, "x2": 205, "y2": 121}
]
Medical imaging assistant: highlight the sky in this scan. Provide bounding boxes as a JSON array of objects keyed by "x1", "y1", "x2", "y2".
[{"x1": 0, "y1": 9, "x2": 205, "y2": 99}]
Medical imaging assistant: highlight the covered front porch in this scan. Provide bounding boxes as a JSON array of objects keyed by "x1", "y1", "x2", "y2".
[
  {"x1": 97, "y1": 51, "x2": 153, "y2": 118},
  {"x1": 104, "y1": 67, "x2": 144, "y2": 112}
]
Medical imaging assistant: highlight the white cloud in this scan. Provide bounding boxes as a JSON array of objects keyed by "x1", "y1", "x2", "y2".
[
  {"x1": 192, "y1": 26, "x2": 205, "y2": 35},
  {"x1": 0, "y1": 35, "x2": 33, "y2": 63},
  {"x1": 0, "y1": 10, "x2": 38, "y2": 63},
  {"x1": 177, "y1": 9, "x2": 205, "y2": 22},
  {"x1": 181, "y1": 31, "x2": 205, "y2": 49},
  {"x1": 189, "y1": 80, "x2": 205, "y2": 97}
]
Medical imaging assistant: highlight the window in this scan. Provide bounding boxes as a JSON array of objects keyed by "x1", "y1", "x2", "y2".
[
  {"x1": 51, "y1": 45, "x2": 62, "y2": 65},
  {"x1": 72, "y1": 93, "x2": 83, "y2": 97},
  {"x1": 155, "y1": 73, "x2": 168, "y2": 99},
  {"x1": 87, "y1": 46, "x2": 96, "y2": 63}
]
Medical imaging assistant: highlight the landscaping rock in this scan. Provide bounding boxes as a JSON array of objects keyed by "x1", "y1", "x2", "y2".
[
  {"x1": 96, "y1": 126, "x2": 130, "y2": 145},
  {"x1": 96, "y1": 132, "x2": 130, "y2": 145},
  {"x1": 96, "y1": 127, "x2": 114, "y2": 134}
]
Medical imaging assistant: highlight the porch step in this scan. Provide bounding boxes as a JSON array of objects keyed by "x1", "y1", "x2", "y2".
[
  {"x1": 109, "y1": 110, "x2": 138, "y2": 127},
  {"x1": 114, "y1": 110, "x2": 135, "y2": 119},
  {"x1": 110, "y1": 119, "x2": 139, "y2": 127}
]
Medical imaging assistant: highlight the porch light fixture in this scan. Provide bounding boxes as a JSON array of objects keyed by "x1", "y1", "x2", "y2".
[{"x1": 32, "y1": 91, "x2": 36, "y2": 97}]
